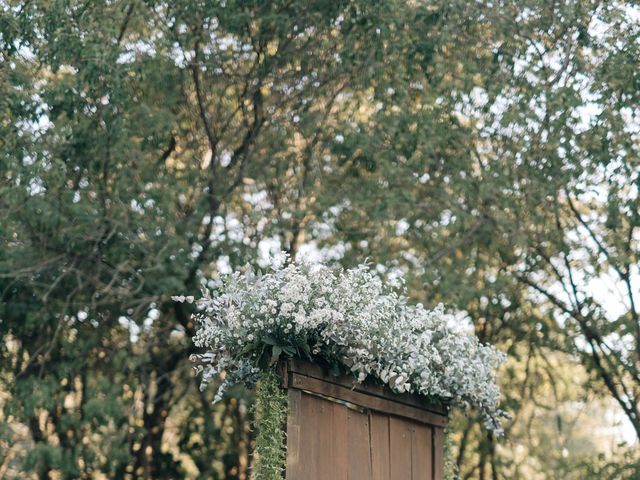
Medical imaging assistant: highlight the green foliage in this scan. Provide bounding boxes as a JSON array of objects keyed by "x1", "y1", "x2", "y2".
[
  {"x1": 571, "y1": 449, "x2": 640, "y2": 480},
  {"x1": 443, "y1": 430, "x2": 460, "y2": 480},
  {"x1": 1, "y1": 0, "x2": 639, "y2": 478},
  {"x1": 251, "y1": 370, "x2": 288, "y2": 480}
]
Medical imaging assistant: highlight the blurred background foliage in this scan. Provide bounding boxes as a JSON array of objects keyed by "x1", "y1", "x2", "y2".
[{"x1": 1, "y1": 0, "x2": 639, "y2": 478}]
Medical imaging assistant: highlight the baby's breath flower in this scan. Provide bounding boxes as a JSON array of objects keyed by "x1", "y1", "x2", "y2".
[{"x1": 188, "y1": 259, "x2": 506, "y2": 432}]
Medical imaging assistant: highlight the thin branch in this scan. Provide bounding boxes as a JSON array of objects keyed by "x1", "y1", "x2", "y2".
[
  {"x1": 117, "y1": 2, "x2": 136, "y2": 46},
  {"x1": 190, "y1": 40, "x2": 218, "y2": 153}
]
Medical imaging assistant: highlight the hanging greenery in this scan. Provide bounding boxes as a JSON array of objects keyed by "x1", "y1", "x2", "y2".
[{"x1": 251, "y1": 369, "x2": 288, "y2": 480}]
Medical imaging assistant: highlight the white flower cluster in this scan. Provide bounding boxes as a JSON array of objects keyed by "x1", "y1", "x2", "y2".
[{"x1": 186, "y1": 261, "x2": 506, "y2": 432}]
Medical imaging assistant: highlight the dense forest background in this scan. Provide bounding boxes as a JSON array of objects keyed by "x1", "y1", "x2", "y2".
[{"x1": 2, "y1": 1, "x2": 640, "y2": 478}]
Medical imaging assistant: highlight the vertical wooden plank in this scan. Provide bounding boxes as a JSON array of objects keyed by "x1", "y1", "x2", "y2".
[
  {"x1": 315, "y1": 398, "x2": 348, "y2": 480},
  {"x1": 432, "y1": 427, "x2": 444, "y2": 480},
  {"x1": 410, "y1": 423, "x2": 433, "y2": 480},
  {"x1": 331, "y1": 402, "x2": 349, "y2": 480},
  {"x1": 316, "y1": 395, "x2": 334, "y2": 480},
  {"x1": 347, "y1": 407, "x2": 372, "y2": 480},
  {"x1": 297, "y1": 392, "x2": 321, "y2": 478},
  {"x1": 389, "y1": 417, "x2": 413, "y2": 479},
  {"x1": 369, "y1": 412, "x2": 390, "y2": 480},
  {"x1": 285, "y1": 390, "x2": 302, "y2": 480}
]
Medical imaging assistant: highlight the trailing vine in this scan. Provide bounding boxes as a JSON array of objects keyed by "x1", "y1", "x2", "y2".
[
  {"x1": 251, "y1": 369, "x2": 288, "y2": 479},
  {"x1": 443, "y1": 429, "x2": 460, "y2": 480}
]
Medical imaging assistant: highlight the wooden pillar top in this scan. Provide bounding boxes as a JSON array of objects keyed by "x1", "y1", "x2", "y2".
[{"x1": 279, "y1": 359, "x2": 448, "y2": 427}]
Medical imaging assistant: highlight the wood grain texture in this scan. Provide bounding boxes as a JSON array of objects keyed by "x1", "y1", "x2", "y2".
[
  {"x1": 331, "y1": 402, "x2": 349, "y2": 480},
  {"x1": 283, "y1": 361, "x2": 448, "y2": 480},
  {"x1": 411, "y1": 423, "x2": 433, "y2": 480},
  {"x1": 432, "y1": 427, "x2": 445, "y2": 480},
  {"x1": 285, "y1": 390, "x2": 302, "y2": 480},
  {"x1": 369, "y1": 412, "x2": 390, "y2": 480},
  {"x1": 289, "y1": 373, "x2": 448, "y2": 427},
  {"x1": 285, "y1": 359, "x2": 448, "y2": 415},
  {"x1": 347, "y1": 408, "x2": 372, "y2": 480},
  {"x1": 316, "y1": 397, "x2": 348, "y2": 480},
  {"x1": 298, "y1": 392, "x2": 320, "y2": 477},
  {"x1": 389, "y1": 417, "x2": 413, "y2": 480}
]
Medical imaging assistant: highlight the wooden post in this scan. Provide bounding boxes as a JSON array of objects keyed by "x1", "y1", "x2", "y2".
[{"x1": 280, "y1": 360, "x2": 449, "y2": 480}]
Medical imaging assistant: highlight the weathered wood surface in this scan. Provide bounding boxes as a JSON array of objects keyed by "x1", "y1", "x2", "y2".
[
  {"x1": 282, "y1": 360, "x2": 448, "y2": 480},
  {"x1": 282, "y1": 359, "x2": 447, "y2": 415}
]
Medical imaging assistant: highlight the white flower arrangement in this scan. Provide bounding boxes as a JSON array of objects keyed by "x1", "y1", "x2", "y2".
[{"x1": 183, "y1": 260, "x2": 506, "y2": 432}]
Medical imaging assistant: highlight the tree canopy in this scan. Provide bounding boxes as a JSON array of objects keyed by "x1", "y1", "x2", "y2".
[{"x1": 1, "y1": 1, "x2": 639, "y2": 478}]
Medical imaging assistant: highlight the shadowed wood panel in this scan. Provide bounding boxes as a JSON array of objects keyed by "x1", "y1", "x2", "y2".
[
  {"x1": 411, "y1": 423, "x2": 433, "y2": 480},
  {"x1": 370, "y1": 412, "x2": 390, "y2": 480},
  {"x1": 290, "y1": 373, "x2": 447, "y2": 427},
  {"x1": 289, "y1": 392, "x2": 352, "y2": 480},
  {"x1": 389, "y1": 417, "x2": 413, "y2": 479},
  {"x1": 433, "y1": 427, "x2": 445, "y2": 480},
  {"x1": 299, "y1": 392, "x2": 322, "y2": 477},
  {"x1": 318, "y1": 400, "x2": 348, "y2": 480},
  {"x1": 286, "y1": 360, "x2": 447, "y2": 416},
  {"x1": 285, "y1": 390, "x2": 302, "y2": 480},
  {"x1": 347, "y1": 408, "x2": 372, "y2": 480},
  {"x1": 333, "y1": 402, "x2": 350, "y2": 479},
  {"x1": 284, "y1": 361, "x2": 448, "y2": 480}
]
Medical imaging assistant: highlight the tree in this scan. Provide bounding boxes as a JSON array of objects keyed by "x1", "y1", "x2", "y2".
[
  {"x1": 1, "y1": 0, "x2": 388, "y2": 477},
  {"x1": 2, "y1": 1, "x2": 639, "y2": 479},
  {"x1": 297, "y1": 0, "x2": 640, "y2": 476}
]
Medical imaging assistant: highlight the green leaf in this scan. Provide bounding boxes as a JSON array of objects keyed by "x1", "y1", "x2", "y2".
[
  {"x1": 240, "y1": 341, "x2": 258, "y2": 356},
  {"x1": 270, "y1": 346, "x2": 282, "y2": 366},
  {"x1": 262, "y1": 335, "x2": 278, "y2": 346},
  {"x1": 299, "y1": 340, "x2": 312, "y2": 360},
  {"x1": 258, "y1": 347, "x2": 272, "y2": 370}
]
